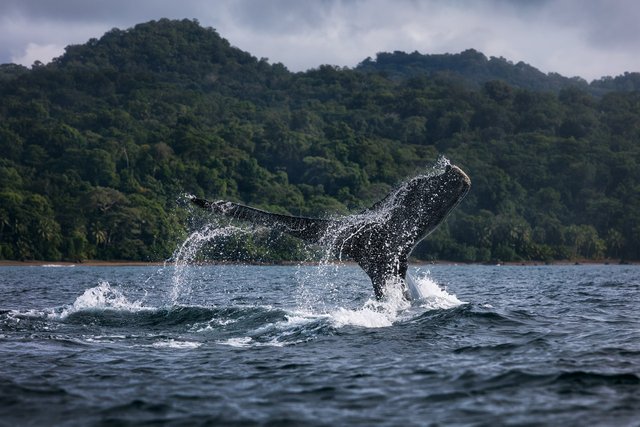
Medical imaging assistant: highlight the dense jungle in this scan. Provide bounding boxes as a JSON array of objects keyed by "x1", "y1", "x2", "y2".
[{"x1": 1, "y1": 19, "x2": 639, "y2": 263}]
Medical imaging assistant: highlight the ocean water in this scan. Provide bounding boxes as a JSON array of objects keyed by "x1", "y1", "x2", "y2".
[{"x1": 1, "y1": 262, "x2": 639, "y2": 426}]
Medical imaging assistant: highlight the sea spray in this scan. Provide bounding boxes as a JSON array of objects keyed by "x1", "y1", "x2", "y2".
[
  {"x1": 171, "y1": 158, "x2": 462, "y2": 320},
  {"x1": 3, "y1": 265, "x2": 638, "y2": 425},
  {"x1": 328, "y1": 273, "x2": 463, "y2": 328},
  {"x1": 59, "y1": 281, "x2": 146, "y2": 319},
  {"x1": 330, "y1": 277, "x2": 410, "y2": 328},
  {"x1": 293, "y1": 261, "x2": 353, "y2": 313},
  {"x1": 293, "y1": 206, "x2": 396, "y2": 311},
  {"x1": 406, "y1": 269, "x2": 465, "y2": 309},
  {"x1": 168, "y1": 224, "x2": 248, "y2": 304}
]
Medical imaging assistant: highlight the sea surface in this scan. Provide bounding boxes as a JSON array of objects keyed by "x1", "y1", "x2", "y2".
[{"x1": 1, "y1": 262, "x2": 639, "y2": 426}]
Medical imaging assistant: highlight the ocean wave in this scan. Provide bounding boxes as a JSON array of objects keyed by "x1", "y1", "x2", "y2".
[
  {"x1": 150, "y1": 339, "x2": 202, "y2": 349},
  {"x1": 1, "y1": 275, "x2": 467, "y2": 346},
  {"x1": 554, "y1": 371, "x2": 640, "y2": 386},
  {"x1": 477, "y1": 369, "x2": 640, "y2": 391},
  {"x1": 59, "y1": 281, "x2": 146, "y2": 318},
  {"x1": 209, "y1": 310, "x2": 336, "y2": 348},
  {"x1": 207, "y1": 277, "x2": 468, "y2": 346},
  {"x1": 406, "y1": 303, "x2": 534, "y2": 334},
  {"x1": 328, "y1": 273, "x2": 464, "y2": 329},
  {"x1": 406, "y1": 271, "x2": 464, "y2": 309},
  {"x1": 60, "y1": 303, "x2": 293, "y2": 331}
]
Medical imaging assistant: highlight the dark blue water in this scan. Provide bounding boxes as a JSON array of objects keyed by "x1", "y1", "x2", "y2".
[{"x1": 1, "y1": 263, "x2": 639, "y2": 426}]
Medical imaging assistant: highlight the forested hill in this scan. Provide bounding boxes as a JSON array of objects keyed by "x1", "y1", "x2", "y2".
[
  {"x1": 1, "y1": 18, "x2": 639, "y2": 263},
  {"x1": 357, "y1": 50, "x2": 640, "y2": 95}
]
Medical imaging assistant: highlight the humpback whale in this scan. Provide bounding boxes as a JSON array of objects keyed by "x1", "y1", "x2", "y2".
[{"x1": 190, "y1": 160, "x2": 470, "y2": 299}]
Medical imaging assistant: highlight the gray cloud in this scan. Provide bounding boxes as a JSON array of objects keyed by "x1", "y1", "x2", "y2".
[{"x1": 1, "y1": 0, "x2": 639, "y2": 80}]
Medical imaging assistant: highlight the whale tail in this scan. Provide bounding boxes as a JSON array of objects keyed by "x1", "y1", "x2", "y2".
[{"x1": 189, "y1": 161, "x2": 470, "y2": 299}]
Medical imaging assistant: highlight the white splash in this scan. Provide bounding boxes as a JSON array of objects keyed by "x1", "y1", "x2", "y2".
[
  {"x1": 217, "y1": 337, "x2": 254, "y2": 348},
  {"x1": 59, "y1": 281, "x2": 145, "y2": 318},
  {"x1": 329, "y1": 272, "x2": 463, "y2": 328},
  {"x1": 151, "y1": 339, "x2": 202, "y2": 349},
  {"x1": 216, "y1": 336, "x2": 293, "y2": 348},
  {"x1": 329, "y1": 278, "x2": 410, "y2": 328},
  {"x1": 168, "y1": 224, "x2": 248, "y2": 304},
  {"x1": 406, "y1": 270, "x2": 465, "y2": 310},
  {"x1": 172, "y1": 159, "x2": 461, "y2": 332},
  {"x1": 252, "y1": 311, "x2": 329, "y2": 335},
  {"x1": 330, "y1": 305, "x2": 397, "y2": 328},
  {"x1": 192, "y1": 317, "x2": 238, "y2": 332}
]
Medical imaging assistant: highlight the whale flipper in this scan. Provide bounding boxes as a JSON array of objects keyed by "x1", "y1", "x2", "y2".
[{"x1": 190, "y1": 161, "x2": 470, "y2": 299}]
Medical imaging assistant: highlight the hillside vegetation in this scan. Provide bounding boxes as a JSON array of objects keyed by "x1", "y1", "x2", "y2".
[{"x1": 1, "y1": 19, "x2": 639, "y2": 263}]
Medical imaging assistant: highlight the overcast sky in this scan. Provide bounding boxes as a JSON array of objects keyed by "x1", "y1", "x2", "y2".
[{"x1": 1, "y1": 0, "x2": 639, "y2": 81}]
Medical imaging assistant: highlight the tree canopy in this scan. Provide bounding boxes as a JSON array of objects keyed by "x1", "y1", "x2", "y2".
[{"x1": 1, "y1": 19, "x2": 639, "y2": 263}]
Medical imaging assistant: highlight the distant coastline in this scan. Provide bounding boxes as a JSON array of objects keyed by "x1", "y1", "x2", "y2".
[
  {"x1": 0, "y1": 260, "x2": 168, "y2": 267},
  {"x1": 0, "y1": 259, "x2": 635, "y2": 267}
]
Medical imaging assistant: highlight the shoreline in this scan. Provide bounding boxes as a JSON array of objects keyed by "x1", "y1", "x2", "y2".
[
  {"x1": 0, "y1": 259, "x2": 636, "y2": 267},
  {"x1": 0, "y1": 260, "x2": 169, "y2": 267}
]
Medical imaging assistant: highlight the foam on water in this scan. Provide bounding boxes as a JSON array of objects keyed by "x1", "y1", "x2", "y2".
[
  {"x1": 330, "y1": 305, "x2": 398, "y2": 328},
  {"x1": 329, "y1": 272, "x2": 463, "y2": 328},
  {"x1": 217, "y1": 335, "x2": 295, "y2": 348},
  {"x1": 330, "y1": 278, "x2": 409, "y2": 328},
  {"x1": 218, "y1": 337, "x2": 254, "y2": 348},
  {"x1": 211, "y1": 309, "x2": 333, "y2": 348},
  {"x1": 59, "y1": 281, "x2": 146, "y2": 319},
  {"x1": 151, "y1": 339, "x2": 202, "y2": 349},
  {"x1": 192, "y1": 317, "x2": 238, "y2": 332},
  {"x1": 251, "y1": 311, "x2": 311, "y2": 332},
  {"x1": 2, "y1": 282, "x2": 149, "y2": 324},
  {"x1": 0, "y1": 272, "x2": 463, "y2": 351},
  {"x1": 3, "y1": 265, "x2": 639, "y2": 425},
  {"x1": 159, "y1": 161, "x2": 465, "y2": 335},
  {"x1": 406, "y1": 269, "x2": 465, "y2": 309}
]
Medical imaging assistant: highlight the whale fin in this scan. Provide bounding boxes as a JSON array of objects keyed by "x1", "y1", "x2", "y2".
[{"x1": 189, "y1": 197, "x2": 331, "y2": 243}]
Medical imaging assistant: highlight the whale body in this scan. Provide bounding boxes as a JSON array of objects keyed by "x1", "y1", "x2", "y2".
[{"x1": 190, "y1": 161, "x2": 470, "y2": 299}]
